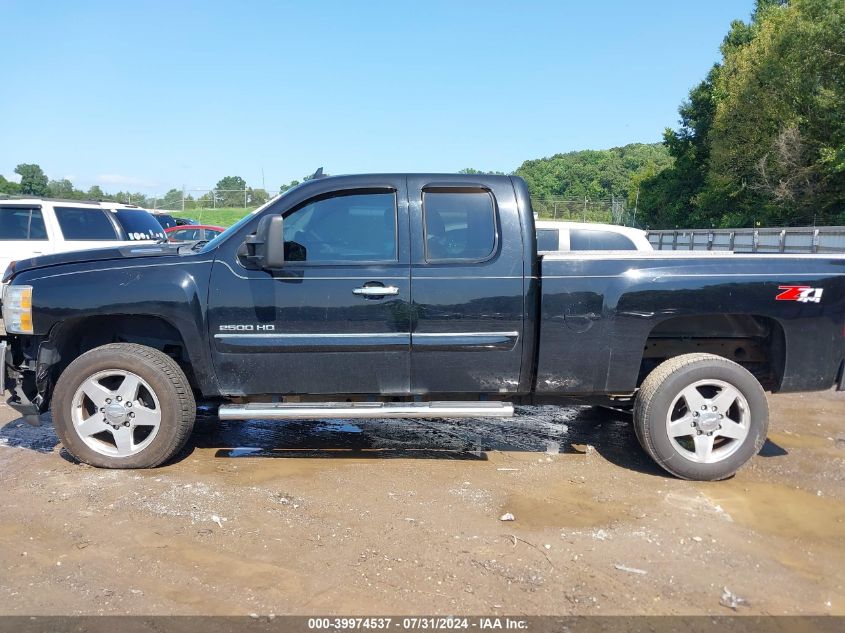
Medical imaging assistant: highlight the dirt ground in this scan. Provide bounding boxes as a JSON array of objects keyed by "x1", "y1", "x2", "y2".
[{"x1": 0, "y1": 390, "x2": 843, "y2": 616}]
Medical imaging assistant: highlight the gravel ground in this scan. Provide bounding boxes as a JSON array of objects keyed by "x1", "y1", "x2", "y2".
[{"x1": 0, "y1": 390, "x2": 843, "y2": 616}]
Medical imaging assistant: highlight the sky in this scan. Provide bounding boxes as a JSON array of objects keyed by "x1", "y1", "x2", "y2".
[{"x1": 1, "y1": 0, "x2": 756, "y2": 195}]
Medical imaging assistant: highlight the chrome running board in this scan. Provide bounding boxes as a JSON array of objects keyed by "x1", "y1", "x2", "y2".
[{"x1": 218, "y1": 401, "x2": 514, "y2": 420}]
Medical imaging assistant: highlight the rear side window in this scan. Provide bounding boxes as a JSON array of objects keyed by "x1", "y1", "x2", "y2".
[
  {"x1": 0, "y1": 207, "x2": 47, "y2": 241},
  {"x1": 54, "y1": 207, "x2": 119, "y2": 240},
  {"x1": 423, "y1": 189, "x2": 497, "y2": 262},
  {"x1": 569, "y1": 229, "x2": 636, "y2": 251},
  {"x1": 536, "y1": 228, "x2": 560, "y2": 251}
]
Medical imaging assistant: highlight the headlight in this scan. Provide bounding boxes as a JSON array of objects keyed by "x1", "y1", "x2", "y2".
[{"x1": 2, "y1": 285, "x2": 33, "y2": 334}]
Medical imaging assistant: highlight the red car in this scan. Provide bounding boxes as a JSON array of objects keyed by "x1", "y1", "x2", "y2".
[{"x1": 165, "y1": 225, "x2": 226, "y2": 242}]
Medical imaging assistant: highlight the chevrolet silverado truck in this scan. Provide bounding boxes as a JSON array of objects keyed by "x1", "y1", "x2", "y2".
[{"x1": 2, "y1": 173, "x2": 844, "y2": 480}]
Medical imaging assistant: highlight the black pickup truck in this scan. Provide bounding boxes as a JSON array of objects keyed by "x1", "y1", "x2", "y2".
[{"x1": 2, "y1": 173, "x2": 844, "y2": 479}]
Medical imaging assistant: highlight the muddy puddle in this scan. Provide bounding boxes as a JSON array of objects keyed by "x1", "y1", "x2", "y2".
[{"x1": 1, "y1": 392, "x2": 843, "y2": 615}]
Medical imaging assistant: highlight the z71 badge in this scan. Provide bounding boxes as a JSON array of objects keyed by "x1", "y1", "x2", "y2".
[{"x1": 775, "y1": 285, "x2": 823, "y2": 304}]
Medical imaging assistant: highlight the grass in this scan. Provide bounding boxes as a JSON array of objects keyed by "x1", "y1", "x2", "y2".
[{"x1": 179, "y1": 207, "x2": 254, "y2": 227}]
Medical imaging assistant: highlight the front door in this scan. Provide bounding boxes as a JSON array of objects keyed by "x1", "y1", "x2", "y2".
[{"x1": 208, "y1": 178, "x2": 411, "y2": 396}]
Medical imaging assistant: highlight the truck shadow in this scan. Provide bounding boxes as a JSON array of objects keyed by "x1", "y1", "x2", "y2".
[
  {"x1": 191, "y1": 405, "x2": 667, "y2": 477},
  {"x1": 0, "y1": 405, "x2": 789, "y2": 478}
]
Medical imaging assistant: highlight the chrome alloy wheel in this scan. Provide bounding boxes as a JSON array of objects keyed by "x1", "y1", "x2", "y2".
[
  {"x1": 70, "y1": 370, "x2": 162, "y2": 457},
  {"x1": 666, "y1": 379, "x2": 751, "y2": 464}
]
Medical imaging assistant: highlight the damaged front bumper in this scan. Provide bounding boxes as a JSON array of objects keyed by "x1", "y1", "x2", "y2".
[{"x1": 1, "y1": 336, "x2": 44, "y2": 426}]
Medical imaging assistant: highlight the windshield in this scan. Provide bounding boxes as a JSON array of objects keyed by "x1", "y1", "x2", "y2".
[{"x1": 113, "y1": 209, "x2": 168, "y2": 241}]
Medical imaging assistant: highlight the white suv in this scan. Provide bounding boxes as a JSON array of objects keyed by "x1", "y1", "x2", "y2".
[{"x1": 0, "y1": 198, "x2": 166, "y2": 280}]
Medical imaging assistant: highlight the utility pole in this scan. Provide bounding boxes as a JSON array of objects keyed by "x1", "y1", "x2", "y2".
[
  {"x1": 181, "y1": 186, "x2": 185, "y2": 213},
  {"x1": 583, "y1": 196, "x2": 587, "y2": 223}
]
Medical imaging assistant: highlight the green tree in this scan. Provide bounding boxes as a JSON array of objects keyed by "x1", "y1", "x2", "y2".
[
  {"x1": 639, "y1": 0, "x2": 845, "y2": 228},
  {"x1": 14, "y1": 163, "x2": 48, "y2": 196},
  {"x1": 279, "y1": 179, "x2": 300, "y2": 193},
  {"x1": 47, "y1": 179, "x2": 76, "y2": 198},
  {"x1": 86, "y1": 185, "x2": 105, "y2": 200},
  {"x1": 215, "y1": 176, "x2": 247, "y2": 207},
  {"x1": 160, "y1": 188, "x2": 183, "y2": 210},
  {"x1": 457, "y1": 168, "x2": 506, "y2": 175},
  {"x1": 515, "y1": 143, "x2": 672, "y2": 202},
  {"x1": 0, "y1": 175, "x2": 21, "y2": 195},
  {"x1": 248, "y1": 188, "x2": 270, "y2": 206}
]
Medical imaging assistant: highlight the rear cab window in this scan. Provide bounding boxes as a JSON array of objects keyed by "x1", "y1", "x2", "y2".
[
  {"x1": 569, "y1": 229, "x2": 636, "y2": 251},
  {"x1": 423, "y1": 189, "x2": 497, "y2": 262},
  {"x1": 113, "y1": 209, "x2": 166, "y2": 241},
  {"x1": 536, "y1": 228, "x2": 560, "y2": 251},
  {"x1": 54, "y1": 207, "x2": 119, "y2": 240},
  {"x1": 0, "y1": 206, "x2": 47, "y2": 240}
]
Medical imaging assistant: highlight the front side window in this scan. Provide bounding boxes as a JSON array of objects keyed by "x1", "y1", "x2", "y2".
[
  {"x1": 423, "y1": 189, "x2": 496, "y2": 262},
  {"x1": 54, "y1": 207, "x2": 119, "y2": 240},
  {"x1": 283, "y1": 190, "x2": 397, "y2": 263},
  {"x1": 569, "y1": 229, "x2": 636, "y2": 251},
  {"x1": 0, "y1": 207, "x2": 47, "y2": 241}
]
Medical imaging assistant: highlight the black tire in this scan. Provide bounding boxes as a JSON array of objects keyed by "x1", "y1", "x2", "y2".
[
  {"x1": 52, "y1": 343, "x2": 196, "y2": 468},
  {"x1": 633, "y1": 353, "x2": 768, "y2": 481}
]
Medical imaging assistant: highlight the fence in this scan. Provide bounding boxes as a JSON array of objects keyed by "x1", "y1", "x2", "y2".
[
  {"x1": 647, "y1": 226, "x2": 845, "y2": 254},
  {"x1": 529, "y1": 196, "x2": 630, "y2": 225}
]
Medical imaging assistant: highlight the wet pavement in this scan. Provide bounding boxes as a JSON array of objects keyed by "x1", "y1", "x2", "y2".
[{"x1": 0, "y1": 391, "x2": 843, "y2": 615}]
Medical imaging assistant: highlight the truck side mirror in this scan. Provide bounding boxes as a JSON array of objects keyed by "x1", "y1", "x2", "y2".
[{"x1": 239, "y1": 215, "x2": 285, "y2": 270}]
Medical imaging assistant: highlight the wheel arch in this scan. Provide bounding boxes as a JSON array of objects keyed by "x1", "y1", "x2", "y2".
[
  {"x1": 37, "y1": 314, "x2": 217, "y2": 407},
  {"x1": 636, "y1": 313, "x2": 787, "y2": 392}
]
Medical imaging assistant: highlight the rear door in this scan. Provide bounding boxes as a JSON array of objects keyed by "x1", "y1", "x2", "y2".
[
  {"x1": 0, "y1": 204, "x2": 53, "y2": 273},
  {"x1": 207, "y1": 177, "x2": 412, "y2": 395},
  {"x1": 408, "y1": 176, "x2": 526, "y2": 394}
]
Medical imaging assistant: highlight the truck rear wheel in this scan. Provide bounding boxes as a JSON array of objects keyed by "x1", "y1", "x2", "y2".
[
  {"x1": 633, "y1": 353, "x2": 768, "y2": 481},
  {"x1": 52, "y1": 343, "x2": 196, "y2": 468}
]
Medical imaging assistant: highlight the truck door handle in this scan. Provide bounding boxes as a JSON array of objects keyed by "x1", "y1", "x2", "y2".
[{"x1": 353, "y1": 285, "x2": 399, "y2": 297}]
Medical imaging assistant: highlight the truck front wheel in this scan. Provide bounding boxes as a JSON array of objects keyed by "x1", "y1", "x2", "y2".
[
  {"x1": 633, "y1": 353, "x2": 768, "y2": 481},
  {"x1": 52, "y1": 343, "x2": 196, "y2": 468}
]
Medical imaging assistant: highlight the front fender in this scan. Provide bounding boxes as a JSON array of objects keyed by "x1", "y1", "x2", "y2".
[{"x1": 13, "y1": 256, "x2": 219, "y2": 397}]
